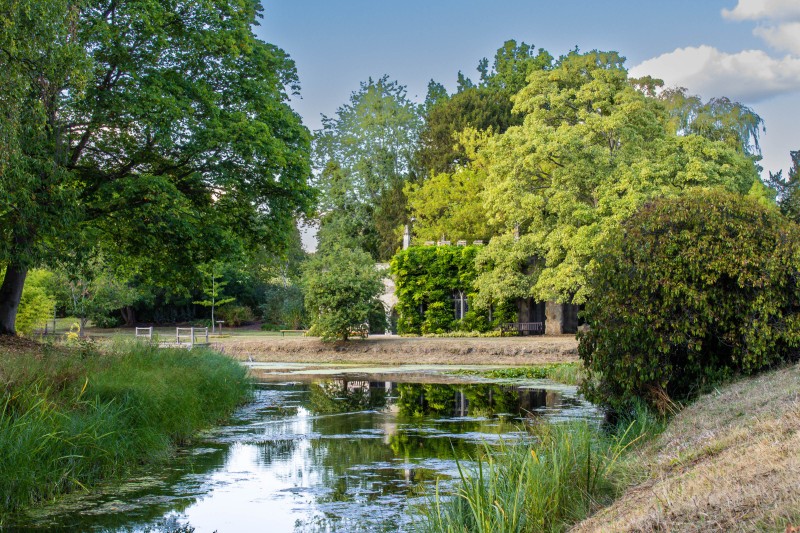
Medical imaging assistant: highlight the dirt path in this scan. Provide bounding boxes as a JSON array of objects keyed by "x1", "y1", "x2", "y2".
[{"x1": 213, "y1": 334, "x2": 579, "y2": 366}]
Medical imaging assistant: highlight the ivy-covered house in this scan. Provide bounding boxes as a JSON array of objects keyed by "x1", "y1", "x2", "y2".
[{"x1": 390, "y1": 244, "x2": 579, "y2": 335}]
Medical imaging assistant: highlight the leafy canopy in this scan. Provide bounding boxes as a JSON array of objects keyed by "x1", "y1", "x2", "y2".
[
  {"x1": 474, "y1": 50, "x2": 760, "y2": 307},
  {"x1": 313, "y1": 76, "x2": 422, "y2": 260},
  {"x1": 0, "y1": 0, "x2": 314, "y2": 333}
]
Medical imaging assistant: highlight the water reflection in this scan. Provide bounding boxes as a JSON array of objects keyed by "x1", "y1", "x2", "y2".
[{"x1": 26, "y1": 379, "x2": 599, "y2": 532}]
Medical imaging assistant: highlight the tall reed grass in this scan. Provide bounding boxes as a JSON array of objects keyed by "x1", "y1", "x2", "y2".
[
  {"x1": 419, "y1": 405, "x2": 662, "y2": 532},
  {"x1": 0, "y1": 340, "x2": 251, "y2": 520}
]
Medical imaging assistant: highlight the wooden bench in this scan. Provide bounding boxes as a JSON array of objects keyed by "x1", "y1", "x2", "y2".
[
  {"x1": 280, "y1": 329, "x2": 307, "y2": 337},
  {"x1": 500, "y1": 322, "x2": 544, "y2": 336},
  {"x1": 348, "y1": 324, "x2": 369, "y2": 339}
]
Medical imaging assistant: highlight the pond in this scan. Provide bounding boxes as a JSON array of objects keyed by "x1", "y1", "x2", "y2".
[{"x1": 23, "y1": 375, "x2": 600, "y2": 532}]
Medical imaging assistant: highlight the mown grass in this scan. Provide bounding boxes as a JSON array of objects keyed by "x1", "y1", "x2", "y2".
[
  {"x1": 418, "y1": 405, "x2": 662, "y2": 532},
  {"x1": 453, "y1": 363, "x2": 586, "y2": 386},
  {"x1": 0, "y1": 338, "x2": 251, "y2": 521}
]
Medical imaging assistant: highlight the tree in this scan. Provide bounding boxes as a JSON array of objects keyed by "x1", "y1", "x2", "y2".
[
  {"x1": 50, "y1": 259, "x2": 140, "y2": 336},
  {"x1": 579, "y1": 189, "x2": 800, "y2": 411},
  {"x1": 659, "y1": 87, "x2": 765, "y2": 157},
  {"x1": 474, "y1": 51, "x2": 760, "y2": 308},
  {"x1": 0, "y1": 0, "x2": 88, "y2": 334},
  {"x1": 416, "y1": 40, "x2": 553, "y2": 176},
  {"x1": 313, "y1": 76, "x2": 422, "y2": 260},
  {"x1": 768, "y1": 150, "x2": 800, "y2": 221},
  {"x1": 15, "y1": 269, "x2": 55, "y2": 336},
  {"x1": 193, "y1": 263, "x2": 236, "y2": 333},
  {"x1": 405, "y1": 167, "x2": 493, "y2": 243},
  {"x1": 302, "y1": 246, "x2": 384, "y2": 341},
  {"x1": 416, "y1": 87, "x2": 519, "y2": 174},
  {"x1": 0, "y1": 0, "x2": 314, "y2": 334}
]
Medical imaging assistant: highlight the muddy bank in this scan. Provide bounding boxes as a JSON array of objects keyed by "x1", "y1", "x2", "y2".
[{"x1": 213, "y1": 335, "x2": 579, "y2": 365}]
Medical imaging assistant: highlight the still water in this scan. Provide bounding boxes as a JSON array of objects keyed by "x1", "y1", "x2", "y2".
[{"x1": 27, "y1": 377, "x2": 599, "y2": 532}]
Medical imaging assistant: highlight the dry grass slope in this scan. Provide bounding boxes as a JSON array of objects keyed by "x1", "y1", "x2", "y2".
[{"x1": 574, "y1": 362, "x2": 800, "y2": 532}]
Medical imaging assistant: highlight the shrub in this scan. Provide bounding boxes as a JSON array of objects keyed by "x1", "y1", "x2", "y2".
[
  {"x1": 302, "y1": 245, "x2": 384, "y2": 341},
  {"x1": 217, "y1": 305, "x2": 256, "y2": 327},
  {"x1": 579, "y1": 189, "x2": 800, "y2": 411}
]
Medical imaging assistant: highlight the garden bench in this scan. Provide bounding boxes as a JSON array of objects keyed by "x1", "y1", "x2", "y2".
[
  {"x1": 348, "y1": 325, "x2": 369, "y2": 339},
  {"x1": 500, "y1": 322, "x2": 544, "y2": 336}
]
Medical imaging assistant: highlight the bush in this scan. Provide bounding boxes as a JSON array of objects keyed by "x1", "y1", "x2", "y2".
[
  {"x1": 302, "y1": 246, "x2": 384, "y2": 341},
  {"x1": 216, "y1": 305, "x2": 256, "y2": 327},
  {"x1": 579, "y1": 189, "x2": 800, "y2": 411}
]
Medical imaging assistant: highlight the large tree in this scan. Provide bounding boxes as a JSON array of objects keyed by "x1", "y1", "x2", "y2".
[
  {"x1": 416, "y1": 40, "x2": 553, "y2": 176},
  {"x1": 313, "y1": 76, "x2": 422, "y2": 260},
  {"x1": 0, "y1": 0, "x2": 314, "y2": 334},
  {"x1": 474, "y1": 51, "x2": 760, "y2": 307}
]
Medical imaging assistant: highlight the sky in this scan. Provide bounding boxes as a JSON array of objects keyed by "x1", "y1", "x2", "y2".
[
  {"x1": 255, "y1": 0, "x2": 798, "y2": 173},
  {"x1": 254, "y1": 0, "x2": 800, "y2": 248}
]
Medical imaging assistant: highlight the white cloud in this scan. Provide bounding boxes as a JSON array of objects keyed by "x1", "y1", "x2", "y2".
[
  {"x1": 722, "y1": 0, "x2": 800, "y2": 21},
  {"x1": 753, "y1": 22, "x2": 800, "y2": 54},
  {"x1": 629, "y1": 45, "x2": 800, "y2": 103}
]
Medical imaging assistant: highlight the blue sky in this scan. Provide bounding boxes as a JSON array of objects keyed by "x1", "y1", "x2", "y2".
[{"x1": 255, "y1": 0, "x2": 799, "y2": 176}]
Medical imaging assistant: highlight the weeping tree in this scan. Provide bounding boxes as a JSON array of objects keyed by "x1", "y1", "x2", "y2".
[{"x1": 0, "y1": 0, "x2": 314, "y2": 334}]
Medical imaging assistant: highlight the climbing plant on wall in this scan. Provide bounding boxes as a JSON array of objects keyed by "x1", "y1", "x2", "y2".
[{"x1": 390, "y1": 245, "x2": 512, "y2": 334}]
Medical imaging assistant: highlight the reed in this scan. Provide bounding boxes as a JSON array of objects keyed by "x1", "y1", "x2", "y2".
[
  {"x1": 0, "y1": 339, "x2": 251, "y2": 519},
  {"x1": 418, "y1": 405, "x2": 662, "y2": 532}
]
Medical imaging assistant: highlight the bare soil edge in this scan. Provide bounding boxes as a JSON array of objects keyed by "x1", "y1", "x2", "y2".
[
  {"x1": 211, "y1": 335, "x2": 579, "y2": 366},
  {"x1": 572, "y1": 362, "x2": 800, "y2": 532}
]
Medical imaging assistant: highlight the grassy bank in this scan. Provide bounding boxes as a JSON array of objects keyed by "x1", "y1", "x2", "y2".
[
  {"x1": 0, "y1": 337, "x2": 251, "y2": 521},
  {"x1": 424, "y1": 362, "x2": 800, "y2": 532},
  {"x1": 574, "y1": 361, "x2": 800, "y2": 532},
  {"x1": 419, "y1": 407, "x2": 662, "y2": 532}
]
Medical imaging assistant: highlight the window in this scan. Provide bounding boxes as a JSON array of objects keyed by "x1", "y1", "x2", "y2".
[{"x1": 453, "y1": 290, "x2": 468, "y2": 320}]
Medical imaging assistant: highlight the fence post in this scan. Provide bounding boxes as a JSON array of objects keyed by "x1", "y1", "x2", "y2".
[
  {"x1": 205, "y1": 327, "x2": 209, "y2": 344},
  {"x1": 190, "y1": 326, "x2": 195, "y2": 346}
]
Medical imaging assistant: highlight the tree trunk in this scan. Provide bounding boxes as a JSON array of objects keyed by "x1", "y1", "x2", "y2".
[
  {"x1": 0, "y1": 264, "x2": 29, "y2": 335},
  {"x1": 120, "y1": 306, "x2": 136, "y2": 327}
]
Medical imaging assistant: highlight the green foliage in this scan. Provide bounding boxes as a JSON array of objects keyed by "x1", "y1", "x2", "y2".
[
  {"x1": 391, "y1": 245, "x2": 492, "y2": 335},
  {"x1": 258, "y1": 284, "x2": 306, "y2": 329},
  {"x1": 302, "y1": 246, "x2": 384, "y2": 341},
  {"x1": 419, "y1": 413, "x2": 659, "y2": 533},
  {"x1": 659, "y1": 87, "x2": 764, "y2": 157},
  {"x1": 0, "y1": 341, "x2": 250, "y2": 518},
  {"x1": 405, "y1": 168, "x2": 493, "y2": 243},
  {"x1": 475, "y1": 50, "x2": 760, "y2": 306},
  {"x1": 416, "y1": 40, "x2": 552, "y2": 176},
  {"x1": 193, "y1": 263, "x2": 236, "y2": 330},
  {"x1": 768, "y1": 149, "x2": 800, "y2": 222},
  {"x1": 579, "y1": 189, "x2": 800, "y2": 411},
  {"x1": 14, "y1": 270, "x2": 54, "y2": 335},
  {"x1": 0, "y1": 0, "x2": 314, "y2": 333},
  {"x1": 216, "y1": 305, "x2": 255, "y2": 327},
  {"x1": 49, "y1": 260, "x2": 140, "y2": 334},
  {"x1": 313, "y1": 76, "x2": 422, "y2": 260}
]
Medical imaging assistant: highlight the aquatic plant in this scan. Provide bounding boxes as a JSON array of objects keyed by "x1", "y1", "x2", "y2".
[
  {"x1": 418, "y1": 405, "x2": 662, "y2": 532},
  {"x1": 0, "y1": 340, "x2": 251, "y2": 520}
]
